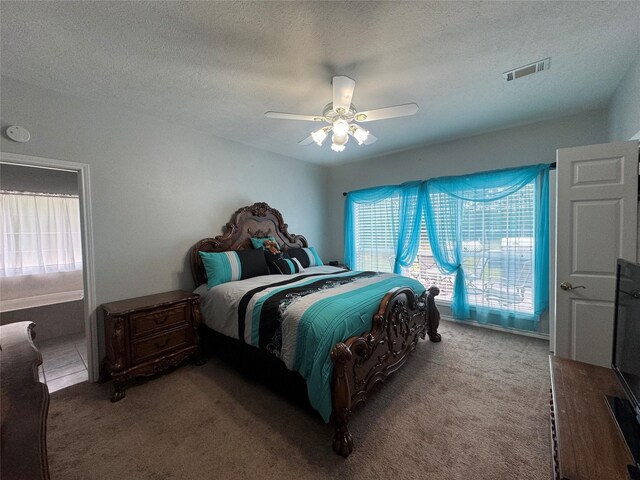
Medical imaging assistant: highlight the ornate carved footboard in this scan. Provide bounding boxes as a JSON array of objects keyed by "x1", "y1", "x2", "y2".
[{"x1": 331, "y1": 285, "x2": 441, "y2": 457}]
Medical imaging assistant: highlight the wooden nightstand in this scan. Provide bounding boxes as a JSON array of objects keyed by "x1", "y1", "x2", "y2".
[
  {"x1": 329, "y1": 261, "x2": 349, "y2": 269},
  {"x1": 102, "y1": 290, "x2": 203, "y2": 402}
]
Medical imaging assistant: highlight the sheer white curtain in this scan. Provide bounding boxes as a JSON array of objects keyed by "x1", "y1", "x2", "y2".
[{"x1": 1, "y1": 192, "x2": 82, "y2": 277}]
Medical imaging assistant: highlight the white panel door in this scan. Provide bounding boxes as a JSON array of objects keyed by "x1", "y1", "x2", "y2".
[{"x1": 555, "y1": 141, "x2": 638, "y2": 367}]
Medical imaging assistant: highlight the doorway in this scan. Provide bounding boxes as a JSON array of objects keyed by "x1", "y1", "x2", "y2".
[{"x1": 0, "y1": 152, "x2": 99, "y2": 383}]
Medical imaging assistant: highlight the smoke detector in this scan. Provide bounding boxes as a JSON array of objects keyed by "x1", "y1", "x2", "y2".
[{"x1": 503, "y1": 58, "x2": 551, "y2": 82}]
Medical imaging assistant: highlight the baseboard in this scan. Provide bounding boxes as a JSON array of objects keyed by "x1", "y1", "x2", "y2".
[{"x1": 440, "y1": 315, "x2": 550, "y2": 341}]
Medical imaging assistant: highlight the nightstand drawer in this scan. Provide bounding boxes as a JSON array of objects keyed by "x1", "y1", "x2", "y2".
[
  {"x1": 131, "y1": 304, "x2": 187, "y2": 338},
  {"x1": 131, "y1": 327, "x2": 189, "y2": 364}
]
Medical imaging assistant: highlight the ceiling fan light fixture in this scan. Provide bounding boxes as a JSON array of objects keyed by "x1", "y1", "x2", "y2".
[
  {"x1": 331, "y1": 132, "x2": 349, "y2": 146},
  {"x1": 352, "y1": 126, "x2": 369, "y2": 145},
  {"x1": 265, "y1": 75, "x2": 417, "y2": 152},
  {"x1": 311, "y1": 128, "x2": 327, "y2": 146},
  {"x1": 332, "y1": 119, "x2": 349, "y2": 136}
]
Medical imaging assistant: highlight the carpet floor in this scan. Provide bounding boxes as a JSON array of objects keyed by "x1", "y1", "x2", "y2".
[{"x1": 48, "y1": 320, "x2": 551, "y2": 480}]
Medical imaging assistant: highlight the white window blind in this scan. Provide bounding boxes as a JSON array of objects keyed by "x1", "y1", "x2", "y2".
[
  {"x1": 1, "y1": 191, "x2": 83, "y2": 277},
  {"x1": 353, "y1": 195, "x2": 400, "y2": 272}
]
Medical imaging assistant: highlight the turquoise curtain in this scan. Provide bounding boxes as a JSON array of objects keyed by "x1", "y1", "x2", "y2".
[
  {"x1": 393, "y1": 181, "x2": 425, "y2": 274},
  {"x1": 533, "y1": 168, "x2": 550, "y2": 317},
  {"x1": 424, "y1": 164, "x2": 550, "y2": 321},
  {"x1": 423, "y1": 189, "x2": 468, "y2": 317}
]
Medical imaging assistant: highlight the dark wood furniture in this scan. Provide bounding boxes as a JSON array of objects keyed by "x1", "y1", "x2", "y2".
[
  {"x1": 191, "y1": 202, "x2": 441, "y2": 457},
  {"x1": 328, "y1": 261, "x2": 349, "y2": 269},
  {"x1": 102, "y1": 290, "x2": 203, "y2": 402},
  {"x1": 549, "y1": 355, "x2": 635, "y2": 480},
  {"x1": 0, "y1": 321, "x2": 50, "y2": 480}
]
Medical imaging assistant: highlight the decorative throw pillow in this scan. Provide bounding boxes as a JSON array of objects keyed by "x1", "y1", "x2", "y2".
[
  {"x1": 199, "y1": 249, "x2": 269, "y2": 288},
  {"x1": 250, "y1": 236, "x2": 278, "y2": 249},
  {"x1": 264, "y1": 251, "x2": 304, "y2": 275},
  {"x1": 286, "y1": 247, "x2": 324, "y2": 268}
]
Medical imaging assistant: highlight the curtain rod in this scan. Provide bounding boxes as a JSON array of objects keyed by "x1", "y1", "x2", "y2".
[
  {"x1": 0, "y1": 190, "x2": 79, "y2": 198},
  {"x1": 342, "y1": 162, "x2": 557, "y2": 196}
]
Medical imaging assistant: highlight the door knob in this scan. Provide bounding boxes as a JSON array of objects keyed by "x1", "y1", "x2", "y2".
[{"x1": 560, "y1": 282, "x2": 586, "y2": 291}]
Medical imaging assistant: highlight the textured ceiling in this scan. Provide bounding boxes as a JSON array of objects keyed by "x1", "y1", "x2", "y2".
[{"x1": 1, "y1": 1, "x2": 639, "y2": 165}]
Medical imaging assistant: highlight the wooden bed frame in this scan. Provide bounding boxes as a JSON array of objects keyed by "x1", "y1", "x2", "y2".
[{"x1": 191, "y1": 202, "x2": 441, "y2": 457}]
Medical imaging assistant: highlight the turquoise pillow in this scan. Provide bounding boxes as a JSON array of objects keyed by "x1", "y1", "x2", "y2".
[
  {"x1": 250, "y1": 236, "x2": 278, "y2": 249},
  {"x1": 307, "y1": 247, "x2": 324, "y2": 267},
  {"x1": 199, "y1": 249, "x2": 269, "y2": 288}
]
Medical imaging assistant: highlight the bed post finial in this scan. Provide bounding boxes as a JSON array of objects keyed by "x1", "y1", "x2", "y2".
[{"x1": 426, "y1": 286, "x2": 441, "y2": 342}]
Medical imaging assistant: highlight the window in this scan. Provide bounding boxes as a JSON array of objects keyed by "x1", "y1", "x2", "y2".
[
  {"x1": 345, "y1": 164, "x2": 548, "y2": 328},
  {"x1": 1, "y1": 191, "x2": 83, "y2": 277},
  {"x1": 407, "y1": 182, "x2": 536, "y2": 315},
  {"x1": 352, "y1": 194, "x2": 400, "y2": 272}
]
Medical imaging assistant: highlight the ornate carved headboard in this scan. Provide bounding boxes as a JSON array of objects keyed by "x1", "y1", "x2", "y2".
[{"x1": 190, "y1": 202, "x2": 308, "y2": 286}]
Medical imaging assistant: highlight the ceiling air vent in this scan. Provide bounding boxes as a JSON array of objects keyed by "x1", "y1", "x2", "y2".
[{"x1": 503, "y1": 58, "x2": 551, "y2": 82}]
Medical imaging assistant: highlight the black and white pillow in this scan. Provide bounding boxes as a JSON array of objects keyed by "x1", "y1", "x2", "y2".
[
  {"x1": 286, "y1": 247, "x2": 324, "y2": 268},
  {"x1": 264, "y1": 251, "x2": 304, "y2": 275}
]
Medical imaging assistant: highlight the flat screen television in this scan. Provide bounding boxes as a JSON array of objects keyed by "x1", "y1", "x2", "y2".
[{"x1": 610, "y1": 258, "x2": 640, "y2": 471}]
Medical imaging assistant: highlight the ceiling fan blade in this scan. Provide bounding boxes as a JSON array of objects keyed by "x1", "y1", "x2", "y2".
[
  {"x1": 265, "y1": 111, "x2": 325, "y2": 122},
  {"x1": 298, "y1": 135, "x2": 315, "y2": 145},
  {"x1": 354, "y1": 103, "x2": 419, "y2": 122},
  {"x1": 332, "y1": 76, "x2": 356, "y2": 113},
  {"x1": 363, "y1": 132, "x2": 378, "y2": 145}
]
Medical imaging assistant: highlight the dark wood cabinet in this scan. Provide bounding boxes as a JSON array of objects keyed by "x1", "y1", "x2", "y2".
[
  {"x1": 549, "y1": 355, "x2": 635, "y2": 480},
  {"x1": 102, "y1": 290, "x2": 202, "y2": 402}
]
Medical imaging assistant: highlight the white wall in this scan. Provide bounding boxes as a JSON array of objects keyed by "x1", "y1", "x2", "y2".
[
  {"x1": 325, "y1": 109, "x2": 608, "y2": 261},
  {"x1": 608, "y1": 52, "x2": 640, "y2": 142},
  {"x1": 0, "y1": 76, "x2": 328, "y2": 331},
  {"x1": 605, "y1": 51, "x2": 640, "y2": 260}
]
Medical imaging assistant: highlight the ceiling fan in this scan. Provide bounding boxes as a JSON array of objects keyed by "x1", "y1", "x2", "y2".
[{"x1": 264, "y1": 76, "x2": 419, "y2": 153}]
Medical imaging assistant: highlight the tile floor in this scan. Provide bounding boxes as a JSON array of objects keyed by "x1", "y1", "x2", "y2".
[{"x1": 36, "y1": 332, "x2": 88, "y2": 393}]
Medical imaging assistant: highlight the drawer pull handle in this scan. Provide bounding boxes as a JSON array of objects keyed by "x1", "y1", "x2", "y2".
[
  {"x1": 154, "y1": 338, "x2": 171, "y2": 349},
  {"x1": 153, "y1": 315, "x2": 170, "y2": 325}
]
